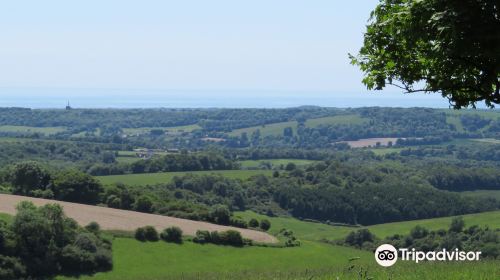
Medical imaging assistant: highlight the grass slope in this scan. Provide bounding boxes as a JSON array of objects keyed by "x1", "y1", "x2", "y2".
[
  {"x1": 59, "y1": 210, "x2": 500, "y2": 280},
  {"x1": 60, "y1": 239, "x2": 371, "y2": 280},
  {"x1": 96, "y1": 170, "x2": 273, "y2": 186},
  {"x1": 235, "y1": 210, "x2": 500, "y2": 242}
]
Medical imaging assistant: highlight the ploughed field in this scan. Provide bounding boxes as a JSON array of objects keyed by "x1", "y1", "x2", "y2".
[{"x1": 0, "y1": 194, "x2": 277, "y2": 243}]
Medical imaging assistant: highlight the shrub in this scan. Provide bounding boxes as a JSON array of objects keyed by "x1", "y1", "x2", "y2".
[
  {"x1": 449, "y1": 217, "x2": 465, "y2": 233},
  {"x1": 1, "y1": 202, "x2": 112, "y2": 278},
  {"x1": 230, "y1": 217, "x2": 248, "y2": 228},
  {"x1": 209, "y1": 205, "x2": 231, "y2": 225},
  {"x1": 85, "y1": 222, "x2": 101, "y2": 234},
  {"x1": 210, "y1": 231, "x2": 221, "y2": 244},
  {"x1": 220, "y1": 230, "x2": 244, "y2": 247},
  {"x1": 133, "y1": 196, "x2": 154, "y2": 213},
  {"x1": 160, "y1": 227, "x2": 183, "y2": 243},
  {"x1": 278, "y1": 228, "x2": 301, "y2": 247},
  {"x1": 144, "y1": 226, "x2": 159, "y2": 241},
  {"x1": 260, "y1": 219, "x2": 271, "y2": 231},
  {"x1": 248, "y1": 218, "x2": 259, "y2": 228},
  {"x1": 0, "y1": 255, "x2": 26, "y2": 280},
  {"x1": 193, "y1": 230, "x2": 211, "y2": 244},
  {"x1": 193, "y1": 230, "x2": 244, "y2": 247},
  {"x1": 134, "y1": 227, "x2": 147, "y2": 242}
]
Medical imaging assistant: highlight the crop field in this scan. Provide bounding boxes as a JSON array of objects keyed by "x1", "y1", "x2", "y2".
[
  {"x1": 0, "y1": 194, "x2": 276, "y2": 243},
  {"x1": 0, "y1": 125, "x2": 66, "y2": 135},
  {"x1": 239, "y1": 159, "x2": 317, "y2": 169},
  {"x1": 96, "y1": 170, "x2": 273, "y2": 186}
]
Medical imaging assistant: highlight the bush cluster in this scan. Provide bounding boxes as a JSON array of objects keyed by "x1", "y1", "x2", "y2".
[
  {"x1": 0, "y1": 202, "x2": 112, "y2": 279},
  {"x1": 193, "y1": 230, "x2": 245, "y2": 247}
]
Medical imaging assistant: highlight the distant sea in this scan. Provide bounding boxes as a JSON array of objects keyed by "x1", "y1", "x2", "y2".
[{"x1": 0, "y1": 87, "x2": 461, "y2": 109}]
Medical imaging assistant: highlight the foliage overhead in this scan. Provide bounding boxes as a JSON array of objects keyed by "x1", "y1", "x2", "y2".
[{"x1": 351, "y1": 0, "x2": 500, "y2": 108}]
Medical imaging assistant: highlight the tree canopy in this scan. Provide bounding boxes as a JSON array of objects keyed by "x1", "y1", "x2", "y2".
[{"x1": 351, "y1": 0, "x2": 500, "y2": 108}]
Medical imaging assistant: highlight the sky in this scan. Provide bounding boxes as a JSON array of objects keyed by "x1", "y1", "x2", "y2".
[
  {"x1": 0, "y1": 0, "x2": 381, "y2": 92},
  {"x1": 0, "y1": 1, "x2": 456, "y2": 108}
]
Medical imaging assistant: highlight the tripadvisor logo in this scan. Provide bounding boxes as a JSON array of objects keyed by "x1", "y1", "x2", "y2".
[{"x1": 374, "y1": 244, "x2": 482, "y2": 267}]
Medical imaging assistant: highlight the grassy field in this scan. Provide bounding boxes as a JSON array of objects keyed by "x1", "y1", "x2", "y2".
[
  {"x1": 59, "y1": 239, "x2": 376, "y2": 280},
  {"x1": 369, "y1": 147, "x2": 405, "y2": 156},
  {"x1": 235, "y1": 210, "x2": 500, "y2": 242},
  {"x1": 96, "y1": 170, "x2": 273, "y2": 186},
  {"x1": 228, "y1": 121, "x2": 298, "y2": 137},
  {"x1": 304, "y1": 114, "x2": 367, "y2": 128},
  {"x1": 0, "y1": 212, "x2": 12, "y2": 223},
  {"x1": 123, "y1": 124, "x2": 201, "y2": 135},
  {"x1": 239, "y1": 159, "x2": 317, "y2": 169},
  {"x1": 461, "y1": 190, "x2": 500, "y2": 201},
  {"x1": 115, "y1": 156, "x2": 142, "y2": 164},
  {"x1": 0, "y1": 125, "x2": 66, "y2": 135},
  {"x1": 58, "y1": 240, "x2": 499, "y2": 280},
  {"x1": 444, "y1": 110, "x2": 500, "y2": 133},
  {"x1": 57, "y1": 210, "x2": 500, "y2": 280},
  {"x1": 228, "y1": 114, "x2": 368, "y2": 138}
]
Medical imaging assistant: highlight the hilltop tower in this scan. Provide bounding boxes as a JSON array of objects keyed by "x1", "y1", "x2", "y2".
[{"x1": 65, "y1": 101, "x2": 72, "y2": 110}]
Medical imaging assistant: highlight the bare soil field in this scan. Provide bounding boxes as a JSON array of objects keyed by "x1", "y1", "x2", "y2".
[{"x1": 0, "y1": 194, "x2": 277, "y2": 243}]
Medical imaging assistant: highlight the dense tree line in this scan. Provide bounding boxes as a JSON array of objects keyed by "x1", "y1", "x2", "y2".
[
  {"x1": 0, "y1": 140, "x2": 121, "y2": 169},
  {"x1": 3, "y1": 162, "x2": 102, "y2": 204},
  {"x1": 0, "y1": 202, "x2": 112, "y2": 279},
  {"x1": 426, "y1": 165, "x2": 500, "y2": 191}
]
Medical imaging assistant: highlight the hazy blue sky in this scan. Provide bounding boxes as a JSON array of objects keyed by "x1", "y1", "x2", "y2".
[{"x1": 0, "y1": 0, "x2": 382, "y2": 92}]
